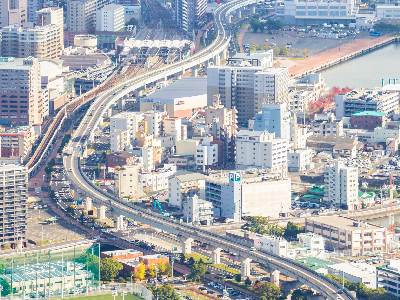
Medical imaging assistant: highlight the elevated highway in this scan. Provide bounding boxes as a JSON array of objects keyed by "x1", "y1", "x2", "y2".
[{"x1": 62, "y1": 1, "x2": 356, "y2": 299}]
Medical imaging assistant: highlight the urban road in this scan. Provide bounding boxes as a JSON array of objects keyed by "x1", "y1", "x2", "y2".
[{"x1": 62, "y1": 2, "x2": 356, "y2": 300}]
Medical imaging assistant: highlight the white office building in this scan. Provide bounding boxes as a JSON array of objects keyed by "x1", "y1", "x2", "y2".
[
  {"x1": 114, "y1": 165, "x2": 139, "y2": 199},
  {"x1": 377, "y1": 259, "x2": 400, "y2": 297},
  {"x1": 287, "y1": 148, "x2": 314, "y2": 172},
  {"x1": 67, "y1": 0, "x2": 97, "y2": 31},
  {"x1": 97, "y1": 4, "x2": 125, "y2": 31},
  {"x1": 328, "y1": 262, "x2": 377, "y2": 289},
  {"x1": 196, "y1": 136, "x2": 218, "y2": 169},
  {"x1": 324, "y1": 160, "x2": 358, "y2": 210},
  {"x1": 139, "y1": 164, "x2": 177, "y2": 192},
  {"x1": 275, "y1": 0, "x2": 358, "y2": 25},
  {"x1": 182, "y1": 195, "x2": 213, "y2": 225},
  {"x1": 376, "y1": 5, "x2": 400, "y2": 18},
  {"x1": 236, "y1": 130, "x2": 287, "y2": 175}
]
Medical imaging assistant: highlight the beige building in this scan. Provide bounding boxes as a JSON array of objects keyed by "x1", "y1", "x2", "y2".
[
  {"x1": 0, "y1": 126, "x2": 37, "y2": 160},
  {"x1": 114, "y1": 165, "x2": 139, "y2": 200},
  {"x1": 36, "y1": 7, "x2": 64, "y2": 51},
  {"x1": 311, "y1": 113, "x2": 344, "y2": 137},
  {"x1": 306, "y1": 216, "x2": 387, "y2": 256},
  {"x1": 67, "y1": 0, "x2": 97, "y2": 31},
  {"x1": 0, "y1": 24, "x2": 62, "y2": 59},
  {"x1": 0, "y1": 57, "x2": 44, "y2": 125},
  {"x1": 176, "y1": 139, "x2": 199, "y2": 156},
  {"x1": 0, "y1": 0, "x2": 27, "y2": 29}
]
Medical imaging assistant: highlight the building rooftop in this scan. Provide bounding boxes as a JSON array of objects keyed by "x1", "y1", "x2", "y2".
[
  {"x1": 101, "y1": 4, "x2": 124, "y2": 10},
  {"x1": 142, "y1": 77, "x2": 207, "y2": 102},
  {"x1": 0, "y1": 163, "x2": 26, "y2": 171},
  {"x1": 329, "y1": 262, "x2": 376, "y2": 277},
  {"x1": 173, "y1": 171, "x2": 206, "y2": 182},
  {"x1": 344, "y1": 89, "x2": 396, "y2": 102},
  {"x1": 108, "y1": 151, "x2": 135, "y2": 159},
  {"x1": 294, "y1": 257, "x2": 334, "y2": 271},
  {"x1": 352, "y1": 111, "x2": 387, "y2": 117},
  {"x1": 306, "y1": 216, "x2": 384, "y2": 231}
]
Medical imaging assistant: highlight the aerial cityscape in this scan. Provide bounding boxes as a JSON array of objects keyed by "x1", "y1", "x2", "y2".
[{"x1": 2, "y1": 0, "x2": 400, "y2": 299}]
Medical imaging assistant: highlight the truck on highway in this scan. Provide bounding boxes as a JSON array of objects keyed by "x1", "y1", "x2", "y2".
[{"x1": 64, "y1": 147, "x2": 73, "y2": 156}]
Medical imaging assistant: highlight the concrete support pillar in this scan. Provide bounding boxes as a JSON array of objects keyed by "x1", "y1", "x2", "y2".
[
  {"x1": 270, "y1": 270, "x2": 280, "y2": 286},
  {"x1": 191, "y1": 68, "x2": 198, "y2": 77},
  {"x1": 214, "y1": 55, "x2": 220, "y2": 66},
  {"x1": 84, "y1": 197, "x2": 92, "y2": 210},
  {"x1": 210, "y1": 246, "x2": 222, "y2": 264},
  {"x1": 240, "y1": 257, "x2": 251, "y2": 277},
  {"x1": 99, "y1": 206, "x2": 106, "y2": 220},
  {"x1": 205, "y1": 60, "x2": 210, "y2": 69},
  {"x1": 221, "y1": 49, "x2": 227, "y2": 60},
  {"x1": 236, "y1": 8, "x2": 241, "y2": 18},
  {"x1": 251, "y1": 5, "x2": 256, "y2": 14},
  {"x1": 227, "y1": 14, "x2": 232, "y2": 23},
  {"x1": 180, "y1": 236, "x2": 194, "y2": 254}
]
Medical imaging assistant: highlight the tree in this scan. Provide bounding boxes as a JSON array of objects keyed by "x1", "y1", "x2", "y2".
[
  {"x1": 273, "y1": 46, "x2": 280, "y2": 56},
  {"x1": 235, "y1": 273, "x2": 242, "y2": 282},
  {"x1": 136, "y1": 261, "x2": 146, "y2": 280},
  {"x1": 1, "y1": 278, "x2": 11, "y2": 297},
  {"x1": 95, "y1": 164, "x2": 101, "y2": 179},
  {"x1": 126, "y1": 17, "x2": 138, "y2": 26},
  {"x1": 165, "y1": 262, "x2": 173, "y2": 277},
  {"x1": 76, "y1": 253, "x2": 100, "y2": 280},
  {"x1": 292, "y1": 48, "x2": 300, "y2": 57},
  {"x1": 179, "y1": 254, "x2": 185, "y2": 264},
  {"x1": 279, "y1": 46, "x2": 289, "y2": 56},
  {"x1": 302, "y1": 48, "x2": 310, "y2": 57},
  {"x1": 253, "y1": 282, "x2": 281, "y2": 300},
  {"x1": 157, "y1": 261, "x2": 167, "y2": 274},
  {"x1": 292, "y1": 289, "x2": 313, "y2": 300},
  {"x1": 245, "y1": 277, "x2": 252, "y2": 286},
  {"x1": 188, "y1": 257, "x2": 195, "y2": 265},
  {"x1": 147, "y1": 265, "x2": 156, "y2": 277},
  {"x1": 151, "y1": 284, "x2": 179, "y2": 300},
  {"x1": 66, "y1": 206, "x2": 74, "y2": 216},
  {"x1": 284, "y1": 221, "x2": 305, "y2": 241},
  {"x1": 0, "y1": 261, "x2": 5, "y2": 275},
  {"x1": 118, "y1": 277, "x2": 125, "y2": 283},
  {"x1": 100, "y1": 257, "x2": 123, "y2": 282},
  {"x1": 250, "y1": 18, "x2": 261, "y2": 32},
  {"x1": 189, "y1": 263, "x2": 207, "y2": 282}
]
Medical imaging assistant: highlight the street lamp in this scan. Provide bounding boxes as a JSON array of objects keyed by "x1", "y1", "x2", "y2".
[
  {"x1": 121, "y1": 291, "x2": 127, "y2": 300},
  {"x1": 112, "y1": 290, "x2": 118, "y2": 300}
]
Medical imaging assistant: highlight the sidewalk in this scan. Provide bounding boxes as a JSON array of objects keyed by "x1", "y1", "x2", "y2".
[
  {"x1": 195, "y1": 21, "x2": 214, "y2": 53},
  {"x1": 237, "y1": 24, "x2": 250, "y2": 53}
]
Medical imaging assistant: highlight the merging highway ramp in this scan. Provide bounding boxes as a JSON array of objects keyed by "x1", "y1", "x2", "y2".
[{"x1": 63, "y1": 1, "x2": 356, "y2": 299}]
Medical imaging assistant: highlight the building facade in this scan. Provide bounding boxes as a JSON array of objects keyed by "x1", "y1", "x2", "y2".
[
  {"x1": 0, "y1": 0, "x2": 27, "y2": 29},
  {"x1": 236, "y1": 130, "x2": 287, "y2": 175},
  {"x1": 0, "y1": 57, "x2": 44, "y2": 125},
  {"x1": 67, "y1": 0, "x2": 97, "y2": 31},
  {"x1": 0, "y1": 126, "x2": 36, "y2": 160},
  {"x1": 36, "y1": 7, "x2": 64, "y2": 50},
  {"x1": 311, "y1": 113, "x2": 344, "y2": 136},
  {"x1": 182, "y1": 195, "x2": 213, "y2": 225},
  {"x1": 350, "y1": 111, "x2": 387, "y2": 130},
  {"x1": 168, "y1": 171, "x2": 206, "y2": 207},
  {"x1": 114, "y1": 165, "x2": 139, "y2": 200},
  {"x1": 324, "y1": 160, "x2": 358, "y2": 210},
  {"x1": 175, "y1": 0, "x2": 206, "y2": 33},
  {"x1": 306, "y1": 216, "x2": 387, "y2": 256},
  {"x1": 96, "y1": 4, "x2": 125, "y2": 31},
  {"x1": 0, "y1": 164, "x2": 28, "y2": 248}
]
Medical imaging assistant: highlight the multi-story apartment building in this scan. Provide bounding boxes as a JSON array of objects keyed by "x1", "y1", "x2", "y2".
[
  {"x1": 254, "y1": 67, "x2": 289, "y2": 112},
  {"x1": 196, "y1": 135, "x2": 218, "y2": 169},
  {"x1": 175, "y1": 0, "x2": 206, "y2": 33},
  {"x1": 0, "y1": 24, "x2": 62, "y2": 59},
  {"x1": 275, "y1": 0, "x2": 358, "y2": 25},
  {"x1": 67, "y1": 0, "x2": 97, "y2": 31},
  {"x1": 0, "y1": 164, "x2": 28, "y2": 249},
  {"x1": 324, "y1": 160, "x2": 358, "y2": 210},
  {"x1": 306, "y1": 216, "x2": 387, "y2": 256},
  {"x1": 168, "y1": 171, "x2": 206, "y2": 207},
  {"x1": 96, "y1": 4, "x2": 125, "y2": 31},
  {"x1": 287, "y1": 148, "x2": 314, "y2": 172},
  {"x1": 253, "y1": 103, "x2": 291, "y2": 143},
  {"x1": 139, "y1": 164, "x2": 176, "y2": 193},
  {"x1": 236, "y1": 130, "x2": 287, "y2": 175},
  {"x1": 205, "y1": 172, "x2": 291, "y2": 221},
  {"x1": 36, "y1": 7, "x2": 64, "y2": 50},
  {"x1": 182, "y1": 195, "x2": 213, "y2": 225},
  {"x1": 288, "y1": 89, "x2": 315, "y2": 112},
  {"x1": 207, "y1": 63, "x2": 288, "y2": 123},
  {"x1": 0, "y1": 0, "x2": 27, "y2": 29},
  {"x1": 163, "y1": 116, "x2": 182, "y2": 144},
  {"x1": 350, "y1": 111, "x2": 387, "y2": 130},
  {"x1": 335, "y1": 89, "x2": 399, "y2": 119},
  {"x1": 311, "y1": 113, "x2": 344, "y2": 136},
  {"x1": 377, "y1": 259, "x2": 400, "y2": 298},
  {"x1": 0, "y1": 57, "x2": 44, "y2": 125},
  {"x1": 0, "y1": 126, "x2": 36, "y2": 160},
  {"x1": 114, "y1": 165, "x2": 139, "y2": 199}
]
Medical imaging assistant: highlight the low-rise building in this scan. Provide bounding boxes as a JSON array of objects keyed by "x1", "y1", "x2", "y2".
[
  {"x1": 350, "y1": 111, "x2": 387, "y2": 130},
  {"x1": 0, "y1": 126, "x2": 37, "y2": 160},
  {"x1": 106, "y1": 151, "x2": 136, "y2": 170},
  {"x1": 182, "y1": 195, "x2": 213, "y2": 225},
  {"x1": 328, "y1": 262, "x2": 377, "y2": 289},
  {"x1": 114, "y1": 165, "x2": 139, "y2": 200},
  {"x1": 305, "y1": 216, "x2": 387, "y2": 256},
  {"x1": 374, "y1": 124, "x2": 400, "y2": 144},
  {"x1": 311, "y1": 113, "x2": 344, "y2": 136},
  {"x1": 196, "y1": 136, "x2": 218, "y2": 170},
  {"x1": 332, "y1": 143, "x2": 357, "y2": 159},
  {"x1": 168, "y1": 171, "x2": 206, "y2": 207},
  {"x1": 139, "y1": 164, "x2": 177, "y2": 193},
  {"x1": 287, "y1": 148, "x2": 314, "y2": 172}
]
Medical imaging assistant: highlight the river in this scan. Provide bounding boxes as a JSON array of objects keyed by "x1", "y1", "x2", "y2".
[
  {"x1": 320, "y1": 42, "x2": 400, "y2": 89},
  {"x1": 367, "y1": 215, "x2": 400, "y2": 228}
]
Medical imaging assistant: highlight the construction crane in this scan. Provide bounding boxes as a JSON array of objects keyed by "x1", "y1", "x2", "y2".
[
  {"x1": 388, "y1": 174, "x2": 396, "y2": 258},
  {"x1": 153, "y1": 198, "x2": 170, "y2": 217}
]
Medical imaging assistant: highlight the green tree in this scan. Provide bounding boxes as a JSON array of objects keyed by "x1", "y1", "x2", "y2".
[
  {"x1": 165, "y1": 262, "x2": 173, "y2": 277},
  {"x1": 235, "y1": 273, "x2": 242, "y2": 282},
  {"x1": 156, "y1": 261, "x2": 167, "y2": 274},
  {"x1": 136, "y1": 261, "x2": 146, "y2": 280},
  {"x1": 147, "y1": 265, "x2": 155, "y2": 277},
  {"x1": 273, "y1": 46, "x2": 280, "y2": 56},
  {"x1": 66, "y1": 206, "x2": 74, "y2": 216},
  {"x1": 151, "y1": 284, "x2": 179, "y2": 300},
  {"x1": 95, "y1": 164, "x2": 101, "y2": 179},
  {"x1": 253, "y1": 282, "x2": 281, "y2": 300},
  {"x1": 179, "y1": 254, "x2": 185, "y2": 264},
  {"x1": 118, "y1": 277, "x2": 125, "y2": 283},
  {"x1": 189, "y1": 263, "x2": 207, "y2": 282},
  {"x1": 1, "y1": 278, "x2": 11, "y2": 297},
  {"x1": 0, "y1": 261, "x2": 5, "y2": 275},
  {"x1": 279, "y1": 46, "x2": 289, "y2": 56},
  {"x1": 292, "y1": 289, "x2": 313, "y2": 300},
  {"x1": 292, "y1": 48, "x2": 300, "y2": 57},
  {"x1": 100, "y1": 257, "x2": 123, "y2": 282},
  {"x1": 126, "y1": 17, "x2": 138, "y2": 26},
  {"x1": 284, "y1": 221, "x2": 305, "y2": 241},
  {"x1": 76, "y1": 253, "x2": 100, "y2": 280},
  {"x1": 245, "y1": 277, "x2": 252, "y2": 286},
  {"x1": 302, "y1": 48, "x2": 310, "y2": 57},
  {"x1": 250, "y1": 18, "x2": 261, "y2": 32},
  {"x1": 188, "y1": 257, "x2": 195, "y2": 265}
]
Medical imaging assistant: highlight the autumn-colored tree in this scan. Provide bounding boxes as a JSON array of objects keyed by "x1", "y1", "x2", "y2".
[{"x1": 136, "y1": 261, "x2": 146, "y2": 280}]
